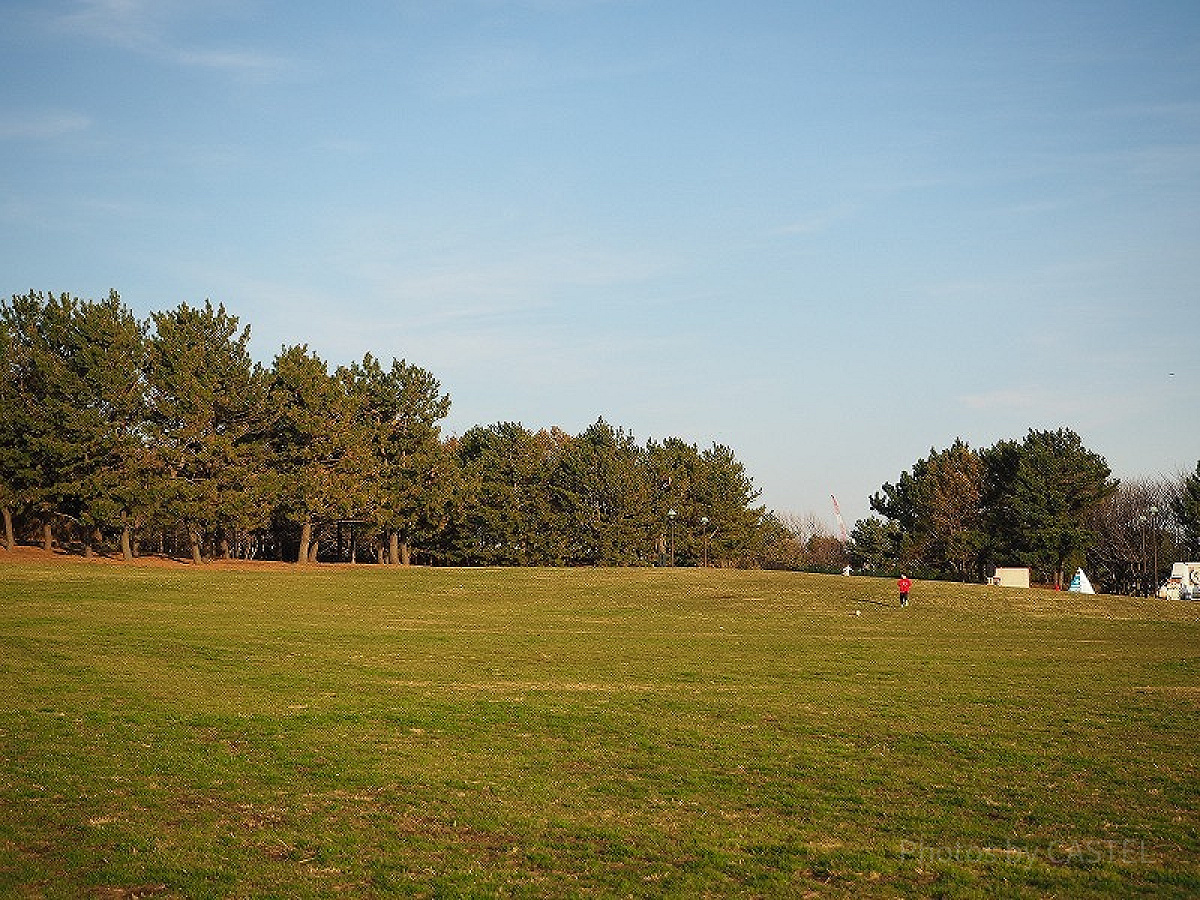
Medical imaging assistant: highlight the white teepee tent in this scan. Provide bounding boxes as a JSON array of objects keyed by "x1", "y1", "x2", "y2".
[{"x1": 1068, "y1": 567, "x2": 1095, "y2": 594}]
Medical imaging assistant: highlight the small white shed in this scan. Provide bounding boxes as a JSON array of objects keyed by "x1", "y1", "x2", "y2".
[{"x1": 989, "y1": 567, "x2": 1031, "y2": 588}]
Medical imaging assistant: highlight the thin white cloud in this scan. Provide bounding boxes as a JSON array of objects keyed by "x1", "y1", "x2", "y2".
[
  {"x1": 172, "y1": 46, "x2": 290, "y2": 77},
  {"x1": 777, "y1": 202, "x2": 860, "y2": 236},
  {"x1": 385, "y1": 247, "x2": 662, "y2": 307},
  {"x1": 959, "y1": 388, "x2": 1049, "y2": 412},
  {"x1": 54, "y1": 0, "x2": 167, "y2": 49},
  {"x1": 415, "y1": 43, "x2": 542, "y2": 99},
  {"x1": 1127, "y1": 144, "x2": 1200, "y2": 183},
  {"x1": 957, "y1": 385, "x2": 1131, "y2": 427},
  {"x1": 52, "y1": 0, "x2": 290, "y2": 78},
  {"x1": 1090, "y1": 99, "x2": 1200, "y2": 124},
  {"x1": 413, "y1": 28, "x2": 676, "y2": 101},
  {"x1": 486, "y1": 0, "x2": 635, "y2": 10},
  {"x1": 0, "y1": 110, "x2": 91, "y2": 140},
  {"x1": 319, "y1": 213, "x2": 671, "y2": 320}
]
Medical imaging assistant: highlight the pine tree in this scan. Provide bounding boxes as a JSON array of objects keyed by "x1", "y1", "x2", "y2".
[
  {"x1": 0, "y1": 291, "x2": 148, "y2": 555},
  {"x1": 145, "y1": 302, "x2": 273, "y2": 564},
  {"x1": 695, "y1": 442, "x2": 766, "y2": 567},
  {"x1": 267, "y1": 345, "x2": 373, "y2": 563},
  {"x1": 552, "y1": 419, "x2": 650, "y2": 566},
  {"x1": 453, "y1": 422, "x2": 563, "y2": 565},
  {"x1": 344, "y1": 353, "x2": 451, "y2": 565},
  {"x1": 983, "y1": 428, "x2": 1116, "y2": 587},
  {"x1": 869, "y1": 440, "x2": 984, "y2": 578},
  {"x1": 1173, "y1": 461, "x2": 1200, "y2": 558},
  {"x1": 0, "y1": 296, "x2": 33, "y2": 550}
]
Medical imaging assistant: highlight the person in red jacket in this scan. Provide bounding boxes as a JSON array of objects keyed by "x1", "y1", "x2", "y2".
[{"x1": 898, "y1": 574, "x2": 911, "y2": 607}]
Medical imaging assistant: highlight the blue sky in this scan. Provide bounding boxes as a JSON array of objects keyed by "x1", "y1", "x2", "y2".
[{"x1": 3, "y1": 1, "x2": 1198, "y2": 528}]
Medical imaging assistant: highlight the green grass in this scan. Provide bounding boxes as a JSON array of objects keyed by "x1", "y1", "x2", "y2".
[{"x1": 1, "y1": 561, "x2": 1198, "y2": 898}]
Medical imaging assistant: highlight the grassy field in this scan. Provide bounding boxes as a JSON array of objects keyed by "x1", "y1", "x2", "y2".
[{"x1": 1, "y1": 556, "x2": 1198, "y2": 898}]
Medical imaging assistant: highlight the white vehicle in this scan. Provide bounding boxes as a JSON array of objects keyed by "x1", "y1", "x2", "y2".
[{"x1": 1157, "y1": 562, "x2": 1200, "y2": 601}]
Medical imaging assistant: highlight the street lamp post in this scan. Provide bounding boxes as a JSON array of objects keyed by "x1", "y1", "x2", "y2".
[
  {"x1": 1149, "y1": 505, "x2": 1160, "y2": 592},
  {"x1": 1137, "y1": 514, "x2": 1148, "y2": 596},
  {"x1": 700, "y1": 516, "x2": 709, "y2": 568},
  {"x1": 667, "y1": 509, "x2": 677, "y2": 567}
]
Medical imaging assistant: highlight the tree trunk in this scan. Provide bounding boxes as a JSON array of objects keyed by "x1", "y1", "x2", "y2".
[
  {"x1": 121, "y1": 525, "x2": 133, "y2": 561},
  {"x1": 2, "y1": 506, "x2": 13, "y2": 551},
  {"x1": 400, "y1": 541, "x2": 411, "y2": 567},
  {"x1": 297, "y1": 521, "x2": 312, "y2": 564},
  {"x1": 43, "y1": 521, "x2": 53, "y2": 552},
  {"x1": 219, "y1": 537, "x2": 231, "y2": 560},
  {"x1": 81, "y1": 525, "x2": 96, "y2": 558},
  {"x1": 189, "y1": 528, "x2": 203, "y2": 565},
  {"x1": 389, "y1": 531, "x2": 400, "y2": 566},
  {"x1": 308, "y1": 540, "x2": 319, "y2": 564}
]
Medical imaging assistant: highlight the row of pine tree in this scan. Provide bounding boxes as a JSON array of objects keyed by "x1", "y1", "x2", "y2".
[{"x1": 0, "y1": 290, "x2": 775, "y2": 566}]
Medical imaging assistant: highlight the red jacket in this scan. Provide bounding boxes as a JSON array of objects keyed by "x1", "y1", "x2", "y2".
[{"x1": 898, "y1": 577, "x2": 912, "y2": 593}]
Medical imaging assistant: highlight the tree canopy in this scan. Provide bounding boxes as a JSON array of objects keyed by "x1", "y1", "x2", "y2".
[{"x1": 858, "y1": 429, "x2": 1125, "y2": 587}]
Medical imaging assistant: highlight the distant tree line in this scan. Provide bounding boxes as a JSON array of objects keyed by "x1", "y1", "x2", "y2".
[
  {"x1": 1, "y1": 290, "x2": 794, "y2": 567},
  {"x1": 851, "y1": 432, "x2": 1200, "y2": 592},
  {"x1": 9, "y1": 290, "x2": 1193, "y2": 585}
]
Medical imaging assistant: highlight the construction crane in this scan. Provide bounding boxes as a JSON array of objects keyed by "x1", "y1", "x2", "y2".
[{"x1": 830, "y1": 494, "x2": 850, "y2": 545}]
